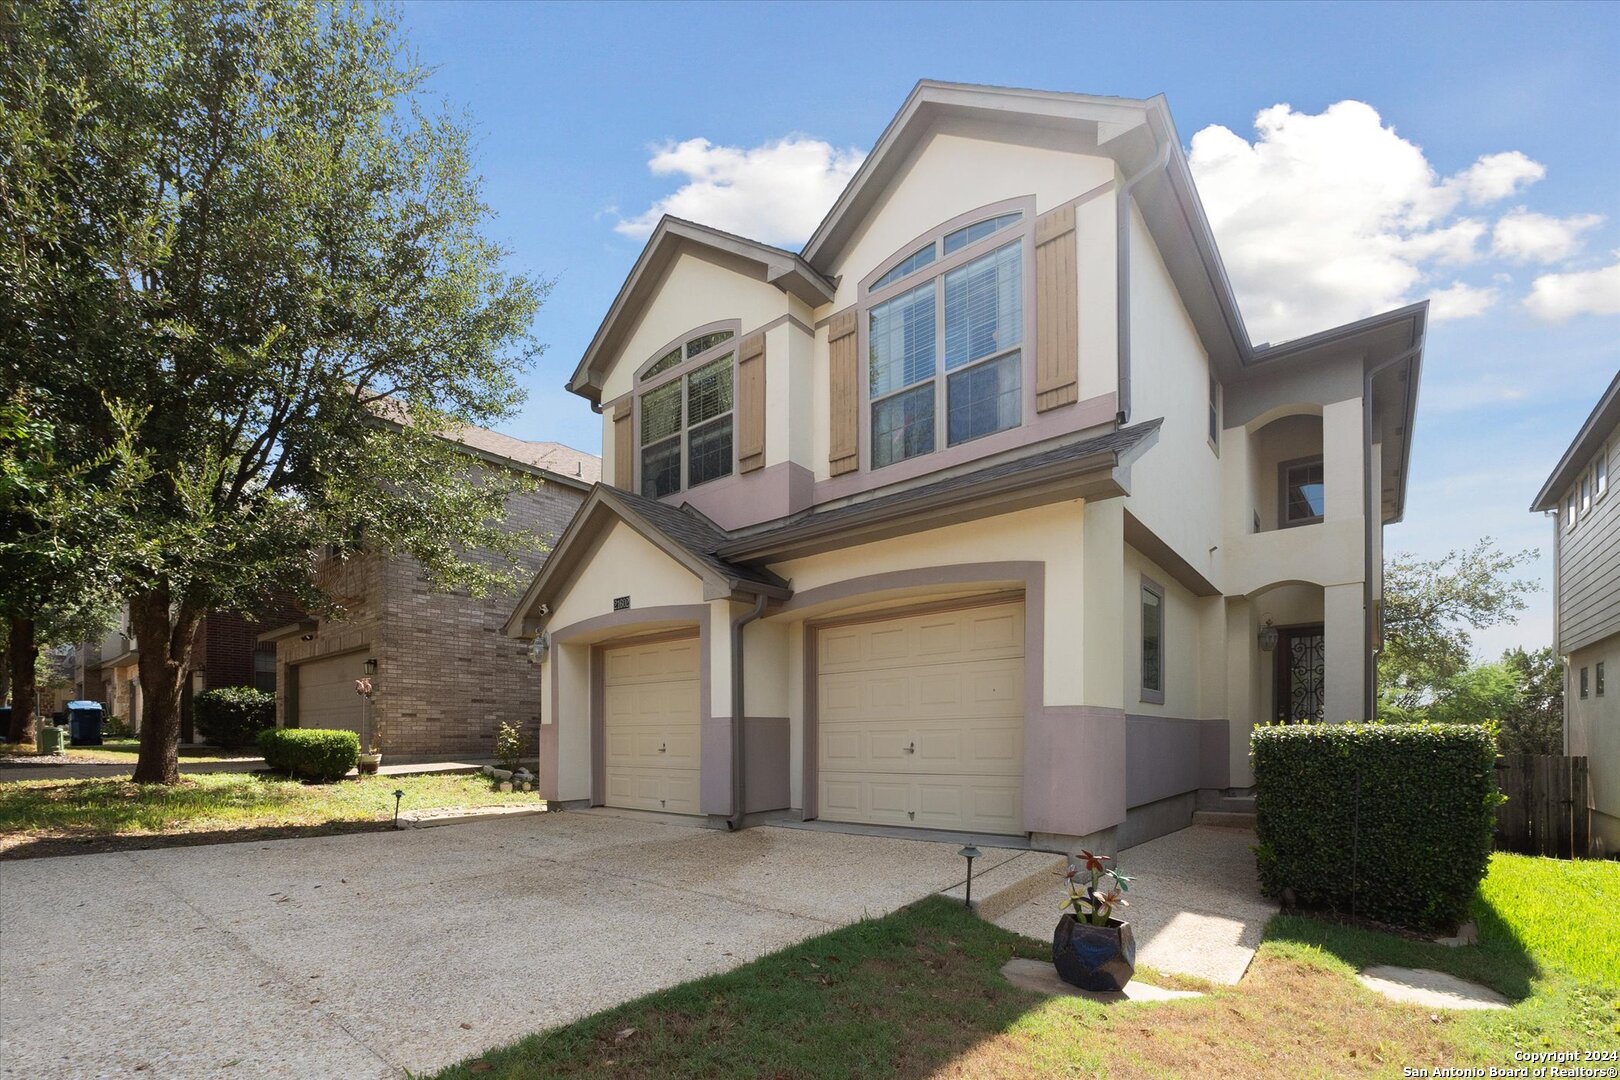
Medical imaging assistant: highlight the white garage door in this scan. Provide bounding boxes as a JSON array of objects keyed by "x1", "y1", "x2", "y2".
[
  {"x1": 817, "y1": 599, "x2": 1024, "y2": 835},
  {"x1": 295, "y1": 652, "x2": 367, "y2": 734},
  {"x1": 602, "y1": 636, "x2": 701, "y2": 814}
]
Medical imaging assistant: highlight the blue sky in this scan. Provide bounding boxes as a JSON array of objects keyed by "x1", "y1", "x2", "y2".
[{"x1": 399, "y1": 0, "x2": 1620, "y2": 658}]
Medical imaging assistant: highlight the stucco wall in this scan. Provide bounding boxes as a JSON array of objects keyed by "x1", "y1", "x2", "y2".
[{"x1": 1123, "y1": 203, "x2": 1221, "y2": 585}]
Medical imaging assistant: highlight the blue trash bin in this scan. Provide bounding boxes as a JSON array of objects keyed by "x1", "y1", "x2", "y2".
[{"x1": 67, "y1": 701, "x2": 105, "y2": 746}]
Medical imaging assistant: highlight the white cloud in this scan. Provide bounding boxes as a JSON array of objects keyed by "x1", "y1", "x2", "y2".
[
  {"x1": 1491, "y1": 208, "x2": 1605, "y2": 262},
  {"x1": 1523, "y1": 256, "x2": 1620, "y2": 321},
  {"x1": 1187, "y1": 101, "x2": 1568, "y2": 343},
  {"x1": 1444, "y1": 151, "x2": 1545, "y2": 205},
  {"x1": 614, "y1": 136, "x2": 865, "y2": 248},
  {"x1": 1428, "y1": 281, "x2": 1499, "y2": 321}
]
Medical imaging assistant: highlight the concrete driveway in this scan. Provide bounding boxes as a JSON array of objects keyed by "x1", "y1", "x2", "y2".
[{"x1": 0, "y1": 811, "x2": 1024, "y2": 1079}]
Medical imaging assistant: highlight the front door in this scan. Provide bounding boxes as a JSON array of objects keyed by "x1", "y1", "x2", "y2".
[{"x1": 1274, "y1": 625, "x2": 1326, "y2": 723}]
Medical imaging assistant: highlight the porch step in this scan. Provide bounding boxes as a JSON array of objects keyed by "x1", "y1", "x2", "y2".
[
  {"x1": 940, "y1": 850, "x2": 1068, "y2": 921},
  {"x1": 1192, "y1": 810, "x2": 1256, "y2": 828}
]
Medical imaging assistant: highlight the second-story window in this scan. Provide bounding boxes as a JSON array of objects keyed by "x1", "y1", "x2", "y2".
[
  {"x1": 869, "y1": 230, "x2": 1024, "y2": 469},
  {"x1": 638, "y1": 329, "x2": 736, "y2": 499},
  {"x1": 1280, "y1": 456, "x2": 1325, "y2": 527}
]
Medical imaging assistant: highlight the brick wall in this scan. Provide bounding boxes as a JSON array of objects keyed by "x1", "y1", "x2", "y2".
[{"x1": 274, "y1": 475, "x2": 587, "y2": 759}]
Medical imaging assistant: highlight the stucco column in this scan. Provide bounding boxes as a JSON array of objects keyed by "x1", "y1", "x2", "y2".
[
  {"x1": 1324, "y1": 582, "x2": 1366, "y2": 722},
  {"x1": 700, "y1": 599, "x2": 736, "y2": 817},
  {"x1": 551, "y1": 642, "x2": 591, "y2": 803},
  {"x1": 1323, "y1": 399, "x2": 1363, "y2": 523},
  {"x1": 1224, "y1": 597, "x2": 1257, "y2": 787}
]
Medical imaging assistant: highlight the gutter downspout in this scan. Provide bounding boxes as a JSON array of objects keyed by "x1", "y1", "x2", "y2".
[
  {"x1": 1114, "y1": 133, "x2": 1172, "y2": 426},
  {"x1": 726, "y1": 593, "x2": 769, "y2": 830},
  {"x1": 1360, "y1": 341, "x2": 1423, "y2": 720}
]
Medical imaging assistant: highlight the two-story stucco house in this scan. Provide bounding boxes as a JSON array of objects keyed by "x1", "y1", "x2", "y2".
[
  {"x1": 1531, "y1": 370, "x2": 1619, "y2": 855},
  {"x1": 505, "y1": 82, "x2": 1426, "y2": 853}
]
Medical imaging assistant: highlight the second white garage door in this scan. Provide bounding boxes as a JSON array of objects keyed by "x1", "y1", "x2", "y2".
[
  {"x1": 294, "y1": 651, "x2": 368, "y2": 734},
  {"x1": 817, "y1": 599, "x2": 1025, "y2": 835},
  {"x1": 602, "y1": 636, "x2": 701, "y2": 814}
]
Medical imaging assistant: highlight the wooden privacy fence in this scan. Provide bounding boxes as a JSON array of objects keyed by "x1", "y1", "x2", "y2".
[{"x1": 1493, "y1": 754, "x2": 1591, "y2": 859}]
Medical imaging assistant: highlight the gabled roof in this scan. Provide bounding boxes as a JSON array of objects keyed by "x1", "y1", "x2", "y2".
[
  {"x1": 1531, "y1": 370, "x2": 1620, "y2": 512},
  {"x1": 567, "y1": 217, "x2": 836, "y2": 406},
  {"x1": 503, "y1": 485, "x2": 791, "y2": 636},
  {"x1": 449, "y1": 426, "x2": 600, "y2": 487}
]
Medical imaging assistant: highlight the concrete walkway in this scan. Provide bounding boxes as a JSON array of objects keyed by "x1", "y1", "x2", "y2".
[
  {"x1": 0, "y1": 813, "x2": 1024, "y2": 1078},
  {"x1": 994, "y1": 825, "x2": 1274, "y2": 984}
]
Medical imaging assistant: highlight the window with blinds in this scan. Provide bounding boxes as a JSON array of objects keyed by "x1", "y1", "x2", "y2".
[
  {"x1": 640, "y1": 352, "x2": 734, "y2": 498},
  {"x1": 867, "y1": 231, "x2": 1023, "y2": 469}
]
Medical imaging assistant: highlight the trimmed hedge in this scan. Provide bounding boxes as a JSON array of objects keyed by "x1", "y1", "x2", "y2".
[
  {"x1": 1252, "y1": 722, "x2": 1501, "y2": 931},
  {"x1": 194, "y1": 687, "x2": 275, "y2": 748},
  {"x1": 258, "y1": 728, "x2": 360, "y2": 783}
]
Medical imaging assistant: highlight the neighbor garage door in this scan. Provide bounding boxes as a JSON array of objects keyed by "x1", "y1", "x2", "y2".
[
  {"x1": 602, "y1": 636, "x2": 701, "y2": 814},
  {"x1": 294, "y1": 652, "x2": 367, "y2": 734},
  {"x1": 817, "y1": 599, "x2": 1024, "y2": 834}
]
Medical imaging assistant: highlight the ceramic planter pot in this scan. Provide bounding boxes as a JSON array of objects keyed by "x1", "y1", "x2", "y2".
[
  {"x1": 1052, "y1": 913, "x2": 1136, "y2": 991},
  {"x1": 357, "y1": 752, "x2": 382, "y2": 776}
]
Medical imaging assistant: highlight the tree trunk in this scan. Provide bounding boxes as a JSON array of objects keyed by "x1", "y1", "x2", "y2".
[
  {"x1": 7, "y1": 618, "x2": 39, "y2": 744},
  {"x1": 129, "y1": 589, "x2": 203, "y2": 784},
  {"x1": 0, "y1": 639, "x2": 11, "y2": 712}
]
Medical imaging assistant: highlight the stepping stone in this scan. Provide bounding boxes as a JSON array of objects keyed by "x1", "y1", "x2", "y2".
[
  {"x1": 1000, "y1": 958, "x2": 1203, "y2": 1003},
  {"x1": 1356, "y1": 965, "x2": 1509, "y2": 1010}
]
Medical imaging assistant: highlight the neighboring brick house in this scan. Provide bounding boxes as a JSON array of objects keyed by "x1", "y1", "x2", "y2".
[
  {"x1": 261, "y1": 427, "x2": 597, "y2": 761},
  {"x1": 74, "y1": 599, "x2": 301, "y2": 738}
]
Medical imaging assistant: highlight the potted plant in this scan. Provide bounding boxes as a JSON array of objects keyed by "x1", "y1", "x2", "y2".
[{"x1": 1052, "y1": 849, "x2": 1135, "y2": 991}]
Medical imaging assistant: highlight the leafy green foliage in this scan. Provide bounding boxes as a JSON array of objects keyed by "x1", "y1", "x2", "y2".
[
  {"x1": 1252, "y1": 723, "x2": 1502, "y2": 931},
  {"x1": 494, "y1": 720, "x2": 528, "y2": 774},
  {"x1": 193, "y1": 687, "x2": 275, "y2": 749},
  {"x1": 1378, "y1": 539, "x2": 1539, "y2": 716},
  {"x1": 2, "y1": 0, "x2": 546, "y2": 780},
  {"x1": 258, "y1": 728, "x2": 360, "y2": 783},
  {"x1": 1495, "y1": 646, "x2": 1564, "y2": 755}
]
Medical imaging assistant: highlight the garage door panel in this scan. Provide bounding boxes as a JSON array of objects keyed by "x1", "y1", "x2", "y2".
[
  {"x1": 295, "y1": 652, "x2": 369, "y2": 734},
  {"x1": 816, "y1": 601, "x2": 1025, "y2": 835},
  {"x1": 602, "y1": 636, "x2": 700, "y2": 815}
]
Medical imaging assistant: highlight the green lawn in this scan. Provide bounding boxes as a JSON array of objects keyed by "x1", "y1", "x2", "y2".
[
  {"x1": 435, "y1": 852, "x2": 1620, "y2": 1080},
  {"x1": 0, "y1": 772, "x2": 537, "y2": 859}
]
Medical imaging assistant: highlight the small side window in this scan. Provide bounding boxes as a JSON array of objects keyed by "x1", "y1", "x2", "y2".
[
  {"x1": 1140, "y1": 579, "x2": 1165, "y2": 705},
  {"x1": 1597, "y1": 662, "x2": 1607, "y2": 697},
  {"x1": 1579, "y1": 666, "x2": 1590, "y2": 699},
  {"x1": 1208, "y1": 375, "x2": 1220, "y2": 449},
  {"x1": 1581, "y1": 473, "x2": 1592, "y2": 513},
  {"x1": 1280, "y1": 456, "x2": 1326, "y2": 527},
  {"x1": 1595, "y1": 449, "x2": 1609, "y2": 501},
  {"x1": 1566, "y1": 491, "x2": 1577, "y2": 530}
]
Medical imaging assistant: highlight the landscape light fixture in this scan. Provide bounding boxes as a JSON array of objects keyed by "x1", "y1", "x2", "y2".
[
  {"x1": 958, "y1": 843, "x2": 982, "y2": 908},
  {"x1": 393, "y1": 789, "x2": 404, "y2": 825}
]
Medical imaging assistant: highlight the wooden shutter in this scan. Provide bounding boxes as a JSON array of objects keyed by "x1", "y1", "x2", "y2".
[
  {"x1": 737, "y1": 331, "x2": 766, "y2": 473},
  {"x1": 1034, "y1": 203, "x2": 1079, "y2": 412},
  {"x1": 828, "y1": 307, "x2": 859, "y2": 476},
  {"x1": 612, "y1": 400, "x2": 633, "y2": 489}
]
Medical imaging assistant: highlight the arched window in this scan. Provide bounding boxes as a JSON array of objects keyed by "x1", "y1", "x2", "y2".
[
  {"x1": 635, "y1": 324, "x2": 738, "y2": 498},
  {"x1": 861, "y1": 203, "x2": 1029, "y2": 470}
]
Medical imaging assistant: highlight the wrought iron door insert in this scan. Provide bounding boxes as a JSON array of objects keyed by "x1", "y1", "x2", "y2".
[{"x1": 1275, "y1": 624, "x2": 1325, "y2": 723}]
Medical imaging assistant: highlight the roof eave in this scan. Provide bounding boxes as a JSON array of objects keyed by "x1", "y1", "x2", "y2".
[
  {"x1": 568, "y1": 217, "x2": 836, "y2": 407},
  {"x1": 1530, "y1": 370, "x2": 1620, "y2": 511}
]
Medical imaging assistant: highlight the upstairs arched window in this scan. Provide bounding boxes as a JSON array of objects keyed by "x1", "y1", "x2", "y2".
[{"x1": 634, "y1": 323, "x2": 738, "y2": 498}]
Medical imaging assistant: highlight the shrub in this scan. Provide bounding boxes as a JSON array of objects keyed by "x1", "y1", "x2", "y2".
[
  {"x1": 258, "y1": 728, "x2": 360, "y2": 783},
  {"x1": 194, "y1": 687, "x2": 276, "y2": 748},
  {"x1": 101, "y1": 714, "x2": 132, "y2": 738},
  {"x1": 1251, "y1": 722, "x2": 1502, "y2": 931},
  {"x1": 495, "y1": 720, "x2": 529, "y2": 773}
]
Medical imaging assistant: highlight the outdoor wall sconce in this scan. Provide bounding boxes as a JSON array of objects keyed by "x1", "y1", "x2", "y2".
[
  {"x1": 958, "y1": 843, "x2": 981, "y2": 908},
  {"x1": 527, "y1": 632, "x2": 550, "y2": 666},
  {"x1": 363, "y1": 657, "x2": 378, "y2": 675},
  {"x1": 1257, "y1": 618, "x2": 1278, "y2": 652}
]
